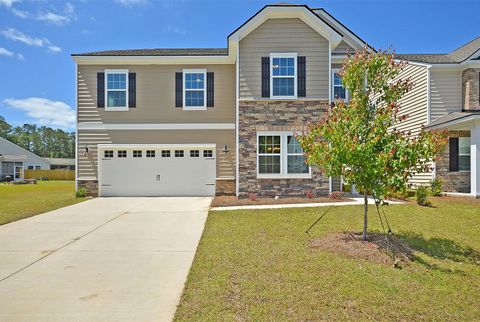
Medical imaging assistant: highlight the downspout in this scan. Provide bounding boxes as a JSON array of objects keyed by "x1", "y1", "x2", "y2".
[
  {"x1": 235, "y1": 44, "x2": 240, "y2": 197},
  {"x1": 74, "y1": 63, "x2": 78, "y2": 191},
  {"x1": 427, "y1": 65, "x2": 436, "y2": 179},
  {"x1": 328, "y1": 41, "x2": 332, "y2": 194}
]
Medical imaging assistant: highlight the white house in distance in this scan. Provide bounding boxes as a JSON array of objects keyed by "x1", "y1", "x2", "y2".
[
  {"x1": 0, "y1": 137, "x2": 75, "y2": 180},
  {"x1": 0, "y1": 137, "x2": 50, "y2": 180}
]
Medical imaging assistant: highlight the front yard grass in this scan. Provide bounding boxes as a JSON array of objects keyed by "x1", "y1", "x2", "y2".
[
  {"x1": 0, "y1": 181, "x2": 85, "y2": 225},
  {"x1": 175, "y1": 197, "x2": 480, "y2": 321}
]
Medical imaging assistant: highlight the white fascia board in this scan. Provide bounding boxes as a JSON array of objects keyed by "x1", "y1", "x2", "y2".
[
  {"x1": 394, "y1": 58, "x2": 432, "y2": 69},
  {"x1": 228, "y1": 6, "x2": 342, "y2": 49},
  {"x1": 429, "y1": 115, "x2": 480, "y2": 130},
  {"x1": 72, "y1": 55, "x2": 234, "y2": 65},
  {"x1": 312, "y1": 9, "x2": 368, "y2": 50},
  {"x1": 77, "y1": 123, "x2": 235, "y2": 130}
]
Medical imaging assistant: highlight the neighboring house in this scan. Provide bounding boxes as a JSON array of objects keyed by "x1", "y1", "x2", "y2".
[
  {"x1": 44, "y1": 158, "x2": 76, "y2": 170},
  {"x1": 72, "y1": 4, "x2": 480, "y2": 198},
  {"x1": 0, "y1": 137, "x2": 50, "y2": 180}
]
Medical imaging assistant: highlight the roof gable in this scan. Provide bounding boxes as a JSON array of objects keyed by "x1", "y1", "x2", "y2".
[{"x1": 228, "y1": 5, "x2": 343, "y2": 49}]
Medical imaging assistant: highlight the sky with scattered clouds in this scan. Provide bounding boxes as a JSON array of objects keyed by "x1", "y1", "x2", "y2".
[{"x1": 0, "y1": 0, "x2": 478, "y2": 131}]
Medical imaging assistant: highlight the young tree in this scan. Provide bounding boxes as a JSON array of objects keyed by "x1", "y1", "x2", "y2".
[{"x1": 297, "y1": 49, "x2": 447, "y2": 241}]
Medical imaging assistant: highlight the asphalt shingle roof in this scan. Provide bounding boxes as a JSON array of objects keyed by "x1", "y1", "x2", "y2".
[
  {"x1": 72, "y1": 48, "x2": 229, "y2": 56},
  {"x1": 397, "y1": 36, "x2": 480, "y2": 64}
]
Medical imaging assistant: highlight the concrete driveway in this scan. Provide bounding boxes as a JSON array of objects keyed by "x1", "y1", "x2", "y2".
[{"x1": 0, "y1": 197, "x2": 211, "y2": 321}]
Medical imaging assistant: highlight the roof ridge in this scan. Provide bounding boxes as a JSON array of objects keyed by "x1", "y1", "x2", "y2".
[{"x1": 448, "y1": 35, "x2": 480, "y2": 54}]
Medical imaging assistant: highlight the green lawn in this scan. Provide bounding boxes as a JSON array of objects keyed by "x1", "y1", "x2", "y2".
[
  {"x1": 0, "y1": 181, "x2": 86, "y2": 225},
  {"x1": 175, "y1": 197, "x2": 480, "y2": 321}
]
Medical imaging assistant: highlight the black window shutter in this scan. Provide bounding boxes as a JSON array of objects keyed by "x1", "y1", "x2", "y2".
[
  {"x1": 297, "y1": 56, "x2": 306, "y2": 97},
  {"x1": 449, "y1": 137, "x2": 459, "y2": 171},
  {"x1": 261, "y1": 57, "x2": 270, "y2": 98},
  {"x1": 207, "y1": 72, "x2": 214, "y2": 107},
  {"x1": 128, "y1": 72, "x2": 136, "y2": 108},
  {"x1": 175, "y1": 72, "x2": 183, "y2": 108},
  {"x1": 97, "y1": 72, "x2": 105, "y2": 108}
]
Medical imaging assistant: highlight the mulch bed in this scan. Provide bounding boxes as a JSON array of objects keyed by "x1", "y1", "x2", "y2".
[
  {"x1": 211, "y1": 196, "x2": 353, "y2": 207},
  {"x1": 309, "y1": 232, "x2": 415, "y2": 266}
]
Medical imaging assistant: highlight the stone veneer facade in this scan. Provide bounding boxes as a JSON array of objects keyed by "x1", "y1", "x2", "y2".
[
  {"x1": 78, "y1": 180, "x2": 98, "y2": 197},
  {"x1": 238, "y1": 100, "x2": 330, "y2": 197},
  {"x1": 436, "y1": 130, "x2": 471, "y2": 193},
  {"x1": 462, "y1": 68, "x2": 480, "y2": 110}
]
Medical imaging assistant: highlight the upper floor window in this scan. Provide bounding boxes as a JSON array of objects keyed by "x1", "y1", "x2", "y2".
[
  {"x1": 270, "y1": 53, "x2": 297, "y2": 99},
  {"x1": 183, "y1": 69, "x2": 206, "y2": 109},
  {"x1": 332, "y1": 69, "x2": 348, "y2": 101},
  {"x1": 105, "y1": 69, "x2": 128, "y2": 110}
]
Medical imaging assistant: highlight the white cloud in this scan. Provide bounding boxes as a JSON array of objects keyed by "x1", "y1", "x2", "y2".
[
  {"x1": 114, "y1": 0, "x2": 147, "y2": 7},
  {"x1": 7, "y1": 2, "x2": 75, "y2": 27},
  {"x1": 37, "y1": 11, "x2": 70, "y2": 26},
  {"x1": 11, "y1": 7, "x2": 30, "y2": 18},
  {"x1": 36, "y1": 3, "x2": 75, "y2": 26},
  {"x1": 47, "y1": 45, "x2": 61, "y2": 53},
  {"x1": 2, "y1": 27, "x2": 46, "y2": 47},
  {"x1": 0, "y1": 47, "x2": 14, "y2": 57},
  {"x1": 3, "y1": 98, "x2": 75, "y2": 129},
  {"x1": 0, "y1": 47, "x2": 24, "y2": 60},
  {"x1": 0, "y1": 0, "x2": 20, "y2": 8},
  {"x1": 1, "y1": 28, "x2": 61, "y2": 53},
  {"x1": 164, "y1": 25, "x2": 186, "y2": 35}
]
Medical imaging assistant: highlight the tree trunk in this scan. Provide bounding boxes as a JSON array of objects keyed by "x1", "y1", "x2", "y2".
[{"x1": 363, "y1": 190, "x2": 368, "y2": 241}]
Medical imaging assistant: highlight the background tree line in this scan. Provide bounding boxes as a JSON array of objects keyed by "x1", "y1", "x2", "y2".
[{"x1": 0, "y1": 115, "x2": 75, "y2": 159}]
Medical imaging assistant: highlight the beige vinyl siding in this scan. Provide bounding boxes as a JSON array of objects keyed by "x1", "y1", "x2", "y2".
[
  {"x1": 395, "y1": 63, "x2": 432, "y2": 185},
  {"x1": 77, "y1": 64, "x2": 235, "y2": 124},
  {"x1": 332, "y1": 40, "x2": 355, "y2": 54},
  {"x1": 395, "y1": 63, "x2": 429, "y2": 134},
  {"x1": 430, "y1": 69, "x2": 462, "y2": 121},
  {"x1": 77, "y1": 129, "x2": 235, "y2": 181},
  {"x1": 239, "y1": 18, "x2": 329, "y2": 100}
]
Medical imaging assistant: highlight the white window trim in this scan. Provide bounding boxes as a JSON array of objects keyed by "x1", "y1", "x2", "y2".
[
  {"x1": 458, "y1": 137, "x2": 471, "y2": 172},
  {"x1": 105, "y1": 69, "x2": 129, "y2": 111},
  {"x1": 332, "y1": 68, "x2": 349, "y2": 102},
  {"x1": 270, "y1": 53, "x2": 297, "y2": 99},
  {"x1": 256, "y1": 131, "x2": 311, "y2": 179},
  {"x1": 183, "y1": 68, "x2": 207, "y2": 110}
]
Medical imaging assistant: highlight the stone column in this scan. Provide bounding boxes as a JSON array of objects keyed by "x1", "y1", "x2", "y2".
[{"x1": 471, "y1": 123, "x2": 480, "y2": 198}]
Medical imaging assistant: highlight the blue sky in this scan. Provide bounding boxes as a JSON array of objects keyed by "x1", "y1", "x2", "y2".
[{"x1": 0, "y1": 0, "x2": 478, "y2": 131}]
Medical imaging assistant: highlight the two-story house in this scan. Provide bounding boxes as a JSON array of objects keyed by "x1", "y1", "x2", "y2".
[{"x1": 72, "y1": 4, "x2": 480, "y2": 198}]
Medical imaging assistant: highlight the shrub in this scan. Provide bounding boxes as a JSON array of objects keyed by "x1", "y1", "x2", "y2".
[
  {"x1": 416, "y1": 186, "x2": 431, "y2": 207},
  {"x1": 306, "y1": 191, "x2": 314, "y2": 199},
  {"x1": 329, "y1": 191, "x2": 343, "y2": 200},
  {"x1": 431, "y1": 178, "x2": 443, "y2": 196},
  {"x1": 76, "y1": 187, "x2": 87, "y2": 198},
  {"x1": 248, "y1": 193, "x2": 257, "y2": 201}
]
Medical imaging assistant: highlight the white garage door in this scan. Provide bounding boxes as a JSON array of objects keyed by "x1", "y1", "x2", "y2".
[{"x1": 98, "y1": 144, "x2": 216, "y2": 197}]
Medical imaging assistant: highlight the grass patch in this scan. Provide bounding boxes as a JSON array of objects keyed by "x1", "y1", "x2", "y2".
[
  {"x1": 0, "y1": 181, "x2": 86, "y2": 225},
  {"x1": 175, "y1": 197, "x2": 480, "y2": 321}
]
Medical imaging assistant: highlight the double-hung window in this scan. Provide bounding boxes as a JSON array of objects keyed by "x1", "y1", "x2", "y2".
[
  {"x1": 258, "y1": 135, "x2": 281, "y2": 174},
  {"x1": 459, "y1": 137, "x2": 471, "y2": 171},
  {"x1": 105, "y1": 69, "x2": 128, "y2": 111},
  {"x1": 332, "y1": 69, "x2": 348, "y2": 101},
  {"x1": 183, "y1": 69, "x2": 206, "y2": 109},
  {"x1": 270, "y1": 53, "x2": 297, "y2": 99},
  {"x1": 257, "y1": 132, "x2": 310, "y2": 178}
]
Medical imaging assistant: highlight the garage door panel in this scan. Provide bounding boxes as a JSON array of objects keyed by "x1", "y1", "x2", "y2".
[{"x1": 99, "y1": 145, "x2": 216, "y2": 197}]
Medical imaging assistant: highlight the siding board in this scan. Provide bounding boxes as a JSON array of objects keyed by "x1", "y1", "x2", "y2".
[
  {"x1": 430, "y1": 69, "x2": 462, "y2": 121},
  {"x1": 239, "y1": 18, "x2": 329, "y2": 100},
  {"x1": 77, "y1": 64, "x2": 235, "y2": 124}
]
